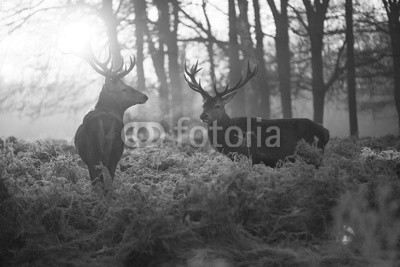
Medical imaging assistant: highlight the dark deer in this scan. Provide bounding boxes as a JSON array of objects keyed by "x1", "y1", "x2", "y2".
[
  {"x1": 74, "y1": 46, "x2": 148, "y2": 183},
  {"x1": 184, "y1": 62, "x2": 330, "y2": 166}
]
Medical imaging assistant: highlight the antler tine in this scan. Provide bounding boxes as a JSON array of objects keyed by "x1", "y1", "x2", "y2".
[
  {"x1": 116, "y1": 56, "x2": 136, "y2": 78},
  {"x1": 86, "y1": 61, "x2": 109, "y2": 77},
  {"x1": 115, "y1": 58, "x2": 125, "y2": 73},
  {"x1": 213, "y1": 83, "x2": 219, "y2": 96},
  {"x1": 92, "y1": 47, "x2": 113, "y2": 75},
  {"x1": 184, "y1": 62, "x2": 201, "y2": 93},
  {"x1": 184, "y1": 61, "x2": 211, "y2": 99},
  {"x1": 78, "y1": 43, "x2": 111, "y2": 77},
  {"x1": 72, "y1": 43, "x2": 137, "y2": 79},
  {"x1": 216, "y1": 62, "x2": 258, "y2": 98}
]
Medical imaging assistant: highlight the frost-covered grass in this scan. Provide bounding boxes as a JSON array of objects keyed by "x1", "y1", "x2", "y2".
[{"x1": 0, "y1": 135, "x2": 400, "y2": 266}]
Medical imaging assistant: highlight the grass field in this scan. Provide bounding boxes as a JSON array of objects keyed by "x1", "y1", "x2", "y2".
[{"x1": 1, "y1": 135, "x2": 400, "y2": 266}]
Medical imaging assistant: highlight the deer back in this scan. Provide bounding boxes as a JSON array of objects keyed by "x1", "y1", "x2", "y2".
[{"x1": 209, "y1": 117, "x2": 329, "y2": 166}]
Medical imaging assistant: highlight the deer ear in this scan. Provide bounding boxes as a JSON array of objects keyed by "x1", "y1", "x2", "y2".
[{"x1": 221, "y1": 92, "x2": 237, "y2": 104}]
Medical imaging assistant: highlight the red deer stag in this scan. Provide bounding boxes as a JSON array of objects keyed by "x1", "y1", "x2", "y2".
[
  {"x1": 74, "y1": 47, "x2": 148, "y2": 183},
  {"x1": 184, "y1": 62, "x2": 329, "y2": 166}
]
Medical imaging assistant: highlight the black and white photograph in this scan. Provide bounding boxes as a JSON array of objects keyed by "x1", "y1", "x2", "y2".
[{"x1": 0, "y1": 0, "x2": 400, "y2": 266}]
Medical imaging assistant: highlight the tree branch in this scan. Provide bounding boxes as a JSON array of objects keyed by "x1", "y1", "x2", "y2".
[
  {"x1": 178, "y1": 4, "x2": 228, "y2": 52},
  {"x1": 266, "y1": 0, "x2": 279, "y2": 20},
  {"x1": 288, "y1": 4, "x2": 309, "y2": 34},
  {"x1": 325, "y1": 38, "x2": 347, "y2": 91}
]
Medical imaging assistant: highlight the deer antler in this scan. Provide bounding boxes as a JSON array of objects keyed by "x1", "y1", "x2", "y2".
[
  {"x1": 74, "y1": 43, "x2": 136, "y2": 79},
  {"x1": 214, "y1": 62, "x2": 258, "y2": 99},
  {"x1": 184, "y1": 61, "x2": 258, "y2": 100},
  {"x1": 115, "y1": 57, "x2": 136, "y2": 79},
  {"x1": 184, "y1": 61, "x2": 212, "y2": 99}
]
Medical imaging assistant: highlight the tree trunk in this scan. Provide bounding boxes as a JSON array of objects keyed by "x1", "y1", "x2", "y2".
[
  {"x1": 303, "y1": 0, "x2": 330, "y2": 124},
  {"x1": 148, "y1": 0, "x2": 171, "y2": 131},
  {"x1": 101, "y1": 0, "x2": 122, "y2": 66},
  {"x1": 313, "y1": 85, "x2": 326, "y2": 124},
  {"x1": 237, "y1": 0, "x2": 259, "y2": 116},
  {"x1": 133, "y1": 0, "x2": 146, "y2": 91},
  {"x1": 253, "y1": 0, "x2": 270, "y2": 119},
  {"x1": 346, "y1": 0, "x2": 359, "y2": 137},
  {"x1": 383, "y1": 0, "x2": 400, "y2": 135},
  {"x1": 393, "y1": 32, "x2": 400, "y2": 134},
  {"x1": 311, "y1": 38, "x2": 325, "y2": 124},
  {"x1": 168, "y1": 0, "x2": 184, "y2": 122},
  {"x1": 144, "y1": 28, "x2": 169, "y2": 109},
  {"x1": 228, "y1": 0, "x2": 245, "y2": 116},
  {"x1": 392, "y1": 29, "x2": 400, "y2": 135},
  {"x1": 202, "y1": 0, "x2": 216, "y2": 82},
  {"x1": 267, "y1": 0, "x2": 292, "y2": 118}
]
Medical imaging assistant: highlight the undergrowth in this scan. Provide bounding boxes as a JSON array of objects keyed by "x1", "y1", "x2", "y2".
[{"x1": 0, "y1": 135, "x2": 399, "y2": 266}]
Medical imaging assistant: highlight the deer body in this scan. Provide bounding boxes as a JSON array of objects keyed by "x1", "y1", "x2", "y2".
[
  {"x1": 208, "y1": 117, "x2": 329, "y2": 166},
  {"x1": 184, "y1": 62, "x2": 329, "y2": 166},
  {"x1": 74, "y1": 48, "x2": 147, "y2": 183},
  {"x1": 75, "y1": 108, "x2": 124, "y2": 183}
]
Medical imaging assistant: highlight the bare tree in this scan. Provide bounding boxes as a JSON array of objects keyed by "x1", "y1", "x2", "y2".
[
  {"x1": 154, "y1": 0, "x2": 184, "y2": 126},
  {"x1": 147, "y1": 0, "x2": 171, "y2": 130},
  {"x1": 202, "y1": 0, "x2": 216, "y2": 82},
  {"x1": 169, "y1": 0, "x2": 184, "y2": 121},
  {"x1": 228, "y1": 0, "x2": 246, "y2": 116},
  {"x1": 253, "y1": 0, "x2": 270, "y2": 118},
  {"x1": 302, "y1": 0, "x2": 329, "y2": 124},
  {"x1": 266, "y1": 0, "x2": 292, "y2": 118},
  {"x1": 237, "y1": 0, "x2": 261, "y2": 116},
  {"x1": 292, "y1": 0, "x2": 346, "y2": 124},
  {"x1": 346, "y1": 0, "x2": 359, "y2": 137},
  {"x1": 177, "y1": 5, "x2": 228, "y2": 52},
  {"x1": 382, "y1": 0, "x2": 400, "y2": 134},
  {"x1": 101, "y1": 0, "x2": 122, "y2": 65},
  {"x1": 133, "y1": 0, "x2": 146, "y2": 91}
]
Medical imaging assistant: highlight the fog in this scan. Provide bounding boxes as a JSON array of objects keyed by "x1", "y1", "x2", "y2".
[{"x1": 1, "y1": 98, "x2": 397, "y2": 141}]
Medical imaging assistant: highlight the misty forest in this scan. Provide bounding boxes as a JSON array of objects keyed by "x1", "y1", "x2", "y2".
[{"x1": 1, "y1": 0, "x2": 400, "y2": 266}]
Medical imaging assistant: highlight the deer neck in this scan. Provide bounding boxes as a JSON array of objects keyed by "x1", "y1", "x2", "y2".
[
  {"x1": 208, "y1": 112, "x2": 231, "y2": 147},
  {"x1": 218, "y1": 112, "x2": 231, "y2": 128},
  {"x1": 95, "y1": 89, "x2": 125, "y2": 118}
]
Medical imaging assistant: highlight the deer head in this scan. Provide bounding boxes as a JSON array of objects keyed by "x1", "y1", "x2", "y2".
[
  {"x1": 184, "y1": 61, "x2": 258, "y2": 125},
  {"x1": 76, "y1": 45, "x2": 148, "y2": 111}
]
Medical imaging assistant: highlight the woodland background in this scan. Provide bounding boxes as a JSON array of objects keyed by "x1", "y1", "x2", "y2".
[{"x1": 0, "y1": 0, "x2": 399, "y2": 139}]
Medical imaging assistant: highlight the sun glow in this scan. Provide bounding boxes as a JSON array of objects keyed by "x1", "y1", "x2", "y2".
[{"x1": 58, "y1": 21, "x2": 92, "y2": 55}]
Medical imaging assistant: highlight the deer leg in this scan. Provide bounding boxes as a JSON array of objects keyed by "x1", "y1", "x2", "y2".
[
  {"x1": 107, "y1": 160, "x2": 118, "y2": 179},
  {"x1": 87, "y1": 144, "x2": 104, "y2": 184},
  {"x1": 88, "y1": 163, "x2": 102, "y2": 184},
  {"x1": 107, "y1": 139, "x2": 124, "y2": 179}
]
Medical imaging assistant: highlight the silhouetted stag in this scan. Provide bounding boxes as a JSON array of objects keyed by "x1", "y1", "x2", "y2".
[
  {"x1": 74, "y1": 47, "x2": 148, "y2": 183},
  {"x1": 184, "y1": 62, "x2": 330, "y2": 166}
]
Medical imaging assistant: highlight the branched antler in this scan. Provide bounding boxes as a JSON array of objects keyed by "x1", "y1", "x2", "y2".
[
  {"x1": 184, "y1": 61, "x2": 258, "y2": 100},
  {"x1": 184, "y1": 61, "x2": 212, "y2": 99},
  {"x1": 214, "y1": 62, "x2": 258, "y2": 99},
  {"x1": 75, "y1": 43, "x2": 135, "y2": 79}
]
